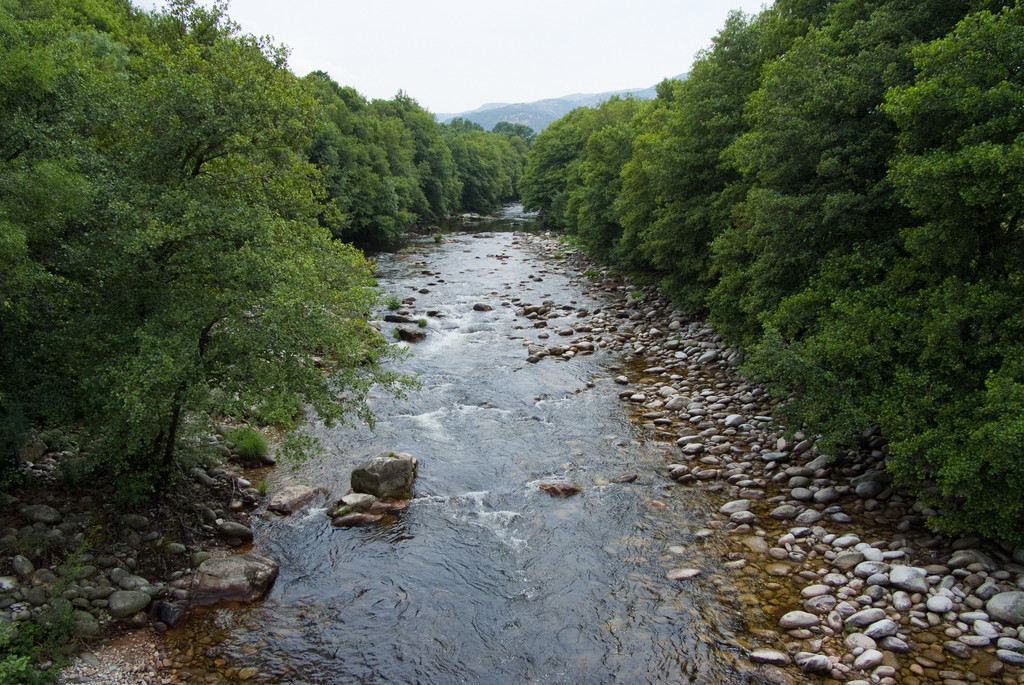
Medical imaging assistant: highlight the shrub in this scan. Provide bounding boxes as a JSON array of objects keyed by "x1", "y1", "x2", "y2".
[{"x1": 226, "y1": 427, "x2": 269, "y2": 462}]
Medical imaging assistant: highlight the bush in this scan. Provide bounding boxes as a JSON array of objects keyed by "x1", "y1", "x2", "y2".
[
  {"x1": 0, "y1": 622, "x2": 54, "y2": 685},
  {"x1": 226, "y1": 427, "x2": 269, "y2": 462}
]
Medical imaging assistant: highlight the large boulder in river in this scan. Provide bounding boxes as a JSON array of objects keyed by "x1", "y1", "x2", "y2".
[
  {"x1": 189, "y1": 554, "x2": 279, "y2": 608},
  {"x1": 268, "y1": 485, "x2": 317, "y2": 515},
  {"x1": 351, "y1": 452, "x2": 417, "y2": 500},
  {"x1": 395, "y1": 324, "x2": 426, "y2": 342}
]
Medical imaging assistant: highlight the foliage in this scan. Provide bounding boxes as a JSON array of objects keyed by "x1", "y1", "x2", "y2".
[
  {"x1": 519, "y1": 0, "x2": 1024, "y2": 541},
  {"x1": 227, "y1": 426, "x2": 269, "y2": 462},
  {"x1": 442, "y1": 118, "x2": 527, "y2": 213},
  {"x1": 0, "y1": 0, "x2": 415, "y2": 498},
  {"x1": 0, "y1": 621, "x2": 50, "y2": 685}
]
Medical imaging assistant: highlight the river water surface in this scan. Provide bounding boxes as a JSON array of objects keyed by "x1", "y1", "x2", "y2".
[{"x1": 177, "y1": 208, "x2": 759, "y2": 684}]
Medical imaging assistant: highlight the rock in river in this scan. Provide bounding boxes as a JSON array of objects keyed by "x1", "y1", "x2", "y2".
[
  {"x1": 395, "y1": 324, "x2": 426, "y2": 342},
  {"x1": 351, "y1": 452, "x2": 417, "y2": 499},
  {"x1": 189, "y1": 554, "x2": 280, "y2": 608},
  {"x1": 268, "y1": 485, "x2": 318, "y2": 515},
  {"x1": 539, "y1": 482, "x2": 582, "y2": 497}
]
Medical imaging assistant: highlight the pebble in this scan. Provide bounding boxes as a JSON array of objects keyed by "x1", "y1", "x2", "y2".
[
  {"x1": 666, "y1": 568, "x2": 701, "y2": 581},
  {"x1": 927, "y1": 596, "x2": 954, "y2": 613},
  {"x1": 779, "y1": 611, "x2": 820, "y2": 629}
]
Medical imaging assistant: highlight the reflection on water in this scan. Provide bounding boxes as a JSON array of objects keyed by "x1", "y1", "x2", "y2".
[{"x1": 169, "y1": 206, "x2": 755, "y2": 684}]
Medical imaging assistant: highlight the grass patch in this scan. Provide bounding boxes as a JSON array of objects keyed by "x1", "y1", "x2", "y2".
[
  {"x1": 384, "y1": 295, "x2": 402, "y2": 311},
  {"x1": 226, "y1": 426, "x2": 269, "y2": 462}
]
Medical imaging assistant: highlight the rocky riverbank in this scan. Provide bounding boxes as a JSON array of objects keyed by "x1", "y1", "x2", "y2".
[
  {"x1": 512, "y1": 232, "x2": 1024, "y2": 685},
  {"x1": 0, "y1": 426, "x2": 278, "y2": 683}
]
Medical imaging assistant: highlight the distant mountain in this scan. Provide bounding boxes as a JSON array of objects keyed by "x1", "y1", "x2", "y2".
[{"x1": 438, "y1": 74, "x2": 688, "y2": 132}]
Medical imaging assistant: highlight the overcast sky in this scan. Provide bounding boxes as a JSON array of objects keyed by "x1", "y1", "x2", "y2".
[{"x1": 138, "y1": 1, "x2": 765, "y2": 115}]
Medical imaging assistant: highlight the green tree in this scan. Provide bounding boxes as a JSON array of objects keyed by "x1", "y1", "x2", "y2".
[
  {"x1": 520, "y1": 106, "x2": 594, "y2": 228},
  {"x1": 618, "y1": 10, "x2": 784, "y2": 311},
  {"x1": 0, "y1": 0, "x2": 409, "y2": 496},
  {"x1": 875, "y1": 3, "x2": 1024, "y2": 539},
  {"x1": 744, "y1": 0, "x2": 1023, "y2": 541},
  {"x1": 370, "y1": 93, "x2": 460, "y2": 220},
  {"x1": 303, "y1": 71, "x2": 412, "y2": 248},
  {"x1": 491, "y1": 121, "x2": 536, "y2": 147},
  {"x1": 444, "y1": 126, "x2": 517, "y2": 214},
  {"x1": 563, "y1": 96, "x2": 641, "y2": 260}
]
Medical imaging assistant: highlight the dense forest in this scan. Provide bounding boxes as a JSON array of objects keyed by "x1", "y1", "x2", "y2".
[
  {"x1": 521, "y1": 0, "x2": 1024, "y2": 542},
  {"x1": 0, "y1": 0, "x2": 533, "y2": 500}
]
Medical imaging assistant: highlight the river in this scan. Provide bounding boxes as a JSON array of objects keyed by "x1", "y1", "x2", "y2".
[{"x1": 170, "y1": 206, "x2": 761, "y2": 684}]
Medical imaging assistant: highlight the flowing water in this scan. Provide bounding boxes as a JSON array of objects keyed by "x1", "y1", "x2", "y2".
[{"x1": 173, "y1": 207, "x2": 760, "y2": 684}]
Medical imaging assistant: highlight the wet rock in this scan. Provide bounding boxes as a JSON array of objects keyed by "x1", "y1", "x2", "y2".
[
  {"x1": 539, "y1": 482, "x2": 582, "y2": 497},
  {"x1": 335, "y1": 492, "x2": 378, "y2": 512},
  {"x1": 189, "y1": 554, "x2": 279, "y2": 608},
  {"x1": 997, "y1": 649, "x2": 1024, "y2": 665},
  {"x1": 879, "y1": 636, "x2": 910, "y2": 653},
  {"x1": 987, "y1": 592, "x2": 1024, "y2": 626},
  {"x1": 395, "y1": 324, "x2": 426, "y2": 342},
  {"x1": 150, "y1": 600, "x2": 187, "y2": 628},
  {"x1": 666, "y1": 568, "x2": 701, "y2": 581},
  {"x1": 611, "y1": 473, "x2": 638, "y2": 483},
  {"x1": 944, "y1": 640, "x2": 973, "y2": 659},
  {"x1": 997, "y1": 636, "x2": 1024, "y2": 651},
  {"x1": 812, "y1": 487, "x2": 841, "y2": 504},
  {"x1": 268, "y1": 485, "x2": 317, "y2": 514},
  {"x1": 351, "y1": 452, "x2": 417, "y2": 499},
  {"x1": 107, "y1": 590, "x2": 152, "y2": 618},
  {"x1": 750, "y1": 648, "x2": 790, "y2": 665},
  {"x1": 742, "y1": 536, "x2": 770, "y2": 554},
  {"x1": 331, "y1": 512, "x2": 384, "y2": 526}
]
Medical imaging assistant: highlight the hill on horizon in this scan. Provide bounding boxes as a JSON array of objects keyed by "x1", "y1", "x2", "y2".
[{"x1": 438, "y1": 74, "x2": 687, "y2": 132}]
